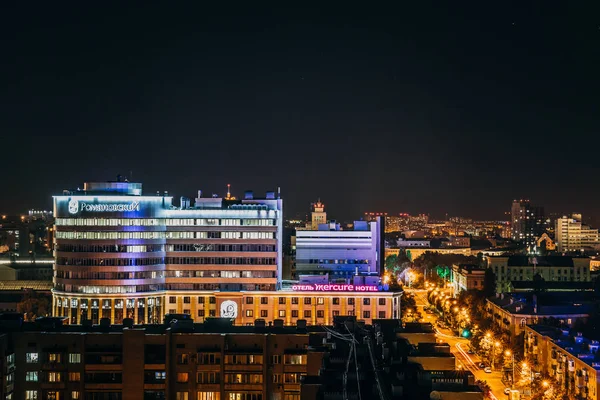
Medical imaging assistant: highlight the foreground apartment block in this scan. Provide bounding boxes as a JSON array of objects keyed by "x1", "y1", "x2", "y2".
[
  {"x1": 1, "y1": 316, "x2": 324, "y2": 400},
  {"x1": 524, "y1": 325, "x2": 600, "y2": 400}
]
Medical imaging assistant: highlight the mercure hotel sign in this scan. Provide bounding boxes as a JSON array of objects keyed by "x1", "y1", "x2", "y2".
[{"x1": 291, "y1": 284, "x2": 378, "y2": 292}]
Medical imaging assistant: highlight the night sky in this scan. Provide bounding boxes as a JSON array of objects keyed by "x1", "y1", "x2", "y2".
[{"x1": 1, "y1": 3, "x2": 599, "y2": 222}]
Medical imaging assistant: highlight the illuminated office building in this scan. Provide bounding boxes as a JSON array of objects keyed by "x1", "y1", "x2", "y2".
[{"x1": 52, "y1": 180, "x2": 400, "y2": 326}]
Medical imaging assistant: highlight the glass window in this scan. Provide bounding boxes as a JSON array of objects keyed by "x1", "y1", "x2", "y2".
[
  {"x1": 272, "y1": 355, "x2": 281, "y2": 364},
  {"x1": 279, "y1": 297, "x2": 286, "y2": 305},
  {"x1": 246, "y1": 310, "x2": 253, "y2": 317},
  {"x1": 48, "y1": 372, "x2": 62, "y2": 382},
  {"x1": 317, "y1": 297, "x2": 324, "y2": 305},
  {"x1": 69, "y1": 372, "x2": 81, "y2": 382},
  {"x1": 177, "y1": 372, "x2": 189, "y2": 383},
  {"x1": 25, "y1": 391, "x2": 38, "y2": 400},
  {"x1": 155, "y1": 371, "x2": 166, "y2": 380},
  {"x1": 48, "y1": 353, "x2": 61, "y2": 363},
  {"x1": 363, "y1": 311, "x2": 371, "y2": 319},
  {"x1": 291, "y1": 297, "x2": 298, "y2": 305},
  {"x1": 304, "y1": 298, "x2": 311, "y2": 305},
  {"x1": 246, "y1": 297, "x2": 254, "y2": 304},
  {"x1": 279, "y1": 310, "x2": 285, "y2": 318},
  {"x1": 69, "y1": 353, "x2": 81, "y2": 363},
  {"x1": 363, "y1": 298, "x2": 370, "y2": 306},
  {"x1": 317, "y1": 310, "x2": 324, "y2": 318},
  {"x1": 261, "y1": 297, "x2": 268, "y2": 304},
  {"x1": 378, "y1": 298, "x2": 386, "y2": 306},
  {"x1": 26, "y1": 353, "x2": 39, "y2": 363},
  {"x1": 177, "y1": 393, "x2": 189, "y2": 400},
  {"x1": 72, "y1": 392, "x2": 80, "y2": 400},
  {"x1": 347, "y1": 298, "x2": 355, "y2": 305},
  {"x1": 284, "y1": 354, "x2": 306, "y2": 365},
  {"x1": 25, "y1": 371, "x2": 38, "y2": 382},
  {"x1": 332, "y1": 298, "x2": 340, "y2": 305},
  {"x1": 260, "y1": 310, "x2": 268, "y2": 318},
  {"x1": 292, "y1": 310, "x2": 298, "y2": 318},
  {"x1": 304, "y1": 310, "x2": 311, "y2": 318},
  {"x1": 169, "y1": 296, "x2": 176, "y2": 304},
  {"x1": 197, "y1": 393, "x2": 220, "y2": 400}
]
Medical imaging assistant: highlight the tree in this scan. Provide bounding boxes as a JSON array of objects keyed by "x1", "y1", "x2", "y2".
[
  {"x1": 483, "y1": 268, "x2": 497, "y2": 298},
  {"x1": 17, "y1": 290, "x2": 50, "y2": 321},
  {"x1": 533, "y1": 273, "x2": 547, "y2": 293}
]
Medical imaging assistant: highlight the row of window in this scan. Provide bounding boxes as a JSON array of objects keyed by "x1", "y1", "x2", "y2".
[
  {"x1": 56, "y1": 218, "x2": 276, "y2": 227},
  {"x1": 55, "y1": 284, "x2": 165, "y2": 294},
  {"x1": 165, "y1": 257, "x2": 277, "y2": 265},
  {"x1": 303, "y1": 259, "x2": 371, "y2": 264},
  {"x1": 168, "y1": 270, "x2": 275, "y2": 279},
  {"x1": 57, "y1": 257, "x2": 164, "y2": 267},
  {"x1": 58, "y1": 256, "x2": 278, "y2": 266},
  {"x1": 57, "y1": 271, "x2": 164, "y2": 280},
  {"x1": 169, "y1": 296, "x2": 387, "y2": 306},
  {"x1": 26, "y1": 352, "x2": 81, "y2": 363},
  {"x1": 57, "y1": 244, "x2": 164, "y2": 253},
  {"x1": 166, "y1": 244, "x2": 276, "y2": 252},
  {"x1": 56, "y1": 231, "x2": 276, "y2": 240}
]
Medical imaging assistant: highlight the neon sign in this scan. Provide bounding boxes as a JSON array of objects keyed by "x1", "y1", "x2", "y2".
[
  {"x1": 292, "y1": 284, "x2": 378, "y2": 292},
  {"x1": 68, "y1": 199, "x2": 141, "y2": 214}
]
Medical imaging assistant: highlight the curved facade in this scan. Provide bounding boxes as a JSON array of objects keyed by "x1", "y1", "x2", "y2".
[{"x1": 53, "y1": 181, "x2": 283, "y2": 324}]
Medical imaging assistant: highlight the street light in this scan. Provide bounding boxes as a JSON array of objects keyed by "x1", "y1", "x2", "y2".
[{"x1": 506, "y1": 350, "x2": 515, "y2": 390}]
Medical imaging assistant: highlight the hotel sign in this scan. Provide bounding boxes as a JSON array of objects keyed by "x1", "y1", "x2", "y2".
[
  {"x1": 68, "y1": 199, "x2": 140, "y2": 214},
  {"x1": 292, "y1": 284, "x2": 378, "y2": 292}
]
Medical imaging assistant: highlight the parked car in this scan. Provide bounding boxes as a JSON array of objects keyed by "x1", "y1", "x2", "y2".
[
  {"x1": 467, "y1": 349, "x2": 475, "y2": 354},
  {"x1": 504, "y1": 388, "x2": 511, "y2": 395},
  {"x1": 484, "y1": 367, "x2": 492, "y2": 373},
  {"x1": 478, "y1": 363, "x2": 486, "y2": 368}
]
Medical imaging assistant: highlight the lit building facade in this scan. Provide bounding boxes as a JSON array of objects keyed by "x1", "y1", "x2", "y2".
[
  {"x1": 294, "y1": 219, "x2": 384, "y2": 281},
  {"x1": 451, "y1": 264, "x2": 485, "y2": 296},
  {"x1": 52, "y1": 181, "x2": 400, "y2": 326},
  {"x1": 486, "y1": 256, "x2": 591, "y2": 293},
  {"x1": 524, "y1": 325, "x2": 600, "y2": 400},
  {"x1": 510, "y1": 200, "x2": 545, "y2": 248},
  {"x1": 555, "y1": 214, "x2": 600, "y2": 252}
]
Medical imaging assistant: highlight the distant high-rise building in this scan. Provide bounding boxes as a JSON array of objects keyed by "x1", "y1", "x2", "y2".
[
  {"x1": 510, "y1": 200, "x2": 545, "y2": 248},
  {"x1": 555, "y1": 214, "x2": 600, "y2": 252},
  {"x1": 311, "y1": 200, "x2": 327, "y2": 230}
]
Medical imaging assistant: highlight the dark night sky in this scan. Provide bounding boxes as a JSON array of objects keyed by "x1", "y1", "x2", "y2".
[{"x1": 1, "y1": 3, "x2": 599, "y2": 222}]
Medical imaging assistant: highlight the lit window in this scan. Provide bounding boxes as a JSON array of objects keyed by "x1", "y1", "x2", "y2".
[
  {"x1": 72, "y1": 392, "x2": 80, "y2": 400},
  {"x1": 25, "y1": 371, "x2": 38, "y2": 382},
  {"x1": 69, "y1": 353, "x2": 81, "y2": 363},
  {"x1": 177, "y1": 372, "x2": 189, "y2": 383},
  {"x1": 69, "y1": 372, "x2": 81, "y2": 382},
  {"x1": 25, "y1": 391, "x2": 38, "y2": 400},
  {"x1": 26, "y1": 353, "x2": 39, "y2": 363},
  {"x1": 177, "y1": 393, "x2": 189, "y2": 400}
]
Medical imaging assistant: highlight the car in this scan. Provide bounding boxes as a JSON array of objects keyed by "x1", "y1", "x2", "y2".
[
  {"x1": 478, "y1": 363, "x2": 486, "y2": 368},
  {"x1": 484, "y1": 367, "x2": 492, "y2": 373},
  {"x1": 504, "y1": 388, "x2": 511, "y2": 395},
  {"x1": 467, "y1": 350, "x2": 475, "y2": 355}
]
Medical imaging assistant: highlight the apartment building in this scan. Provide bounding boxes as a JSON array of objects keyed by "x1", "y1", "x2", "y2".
[
  {"x1": 524, "y1": 325, "x2": 600, "y2": 400},
  {"x1": 486, "y1": 256, "x2": 591, "y2": 293},
  {"x1": 555, "y1": 214, "x2": 600, "y2": 252},
  {"x1": 2, "y1": 316, "x2": 325, "y2": 400}
]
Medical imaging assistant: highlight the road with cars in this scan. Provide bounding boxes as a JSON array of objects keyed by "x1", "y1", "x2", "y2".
[{"x1": 409, "y1": 289, "x2": 509, "y2": 399}]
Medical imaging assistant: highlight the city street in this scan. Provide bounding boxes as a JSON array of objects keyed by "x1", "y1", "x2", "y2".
[{"x1": 409, "y1": 289, "x2": 508, "y2": 400}]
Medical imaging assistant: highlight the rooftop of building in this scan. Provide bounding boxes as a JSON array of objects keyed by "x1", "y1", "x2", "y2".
[
  {"x1": 489, "y1": 255, "x2": 589, "y2": 266},
  {"x1": 454, "y1": 264, "x2": 486, "y2": 273},
  {"x1": 510, "y1": 281, "x2": 594, "y2": 291},
  {"x1": 0, "y1": 280, "x2": 53, "y2": 291},
  {"x1": 0, "y1": 314, "x2": 333, "y2": 336},
  {"x1": 488, "y1": 292, "x2": 596, "y2": 315},
  {"x1": 528, "y1": 324, "x2": 600, "y2": 369}
]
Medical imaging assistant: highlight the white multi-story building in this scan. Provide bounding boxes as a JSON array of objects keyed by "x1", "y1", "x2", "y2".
[
  {"x1": 555, "y1": 214, "x2": 600, "y2": 252},
  {"x1": 52, "y1": 180, "x2": 400, "y2": 326},
  {"x1": 294, "y1": 219, "x2": 384, "y2": 282}
]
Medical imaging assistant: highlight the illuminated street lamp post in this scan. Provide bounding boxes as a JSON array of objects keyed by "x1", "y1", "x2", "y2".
[{"x1": 506, "y1": 350, "x2": 515, "y2": 389}]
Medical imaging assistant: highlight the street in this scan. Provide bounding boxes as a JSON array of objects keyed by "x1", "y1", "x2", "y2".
[{"x1": 409, "y1": 289, "x2": 508, "y2": 400}]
